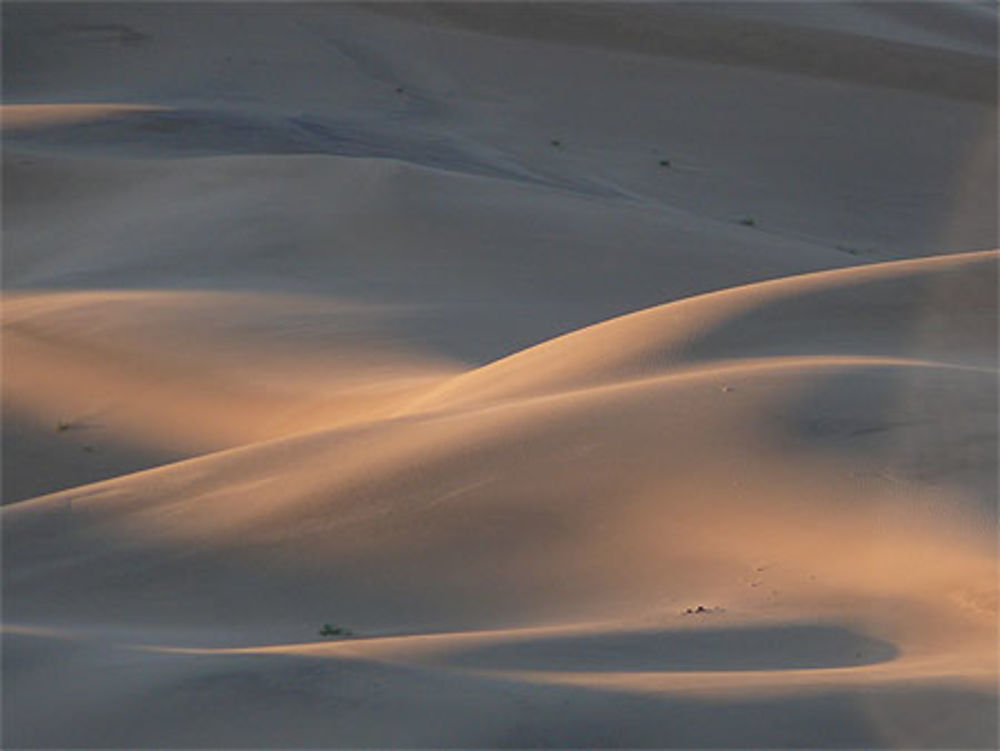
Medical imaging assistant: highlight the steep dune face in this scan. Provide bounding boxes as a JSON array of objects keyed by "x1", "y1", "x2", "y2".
[{"x1": 2, "y1": 1, "x2": 997, "y2": 748}]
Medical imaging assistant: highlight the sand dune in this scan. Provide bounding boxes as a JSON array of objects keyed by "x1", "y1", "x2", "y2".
[
  {"x1": 2, "y1": 289, "x2": 458, "y2": 500},
  {"x1": 6, "y1": 255, "x2": 996, "y2": 744},
  {"x1": 2, "y1": 2, "x2": 997, "y2": 748},
  {"x1": 408, "y1": 250, "x2": 998, "y2": 410}
]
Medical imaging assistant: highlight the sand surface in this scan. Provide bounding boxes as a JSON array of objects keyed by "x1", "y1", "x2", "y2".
[{"x1": 2, "y1": 2, "x2": 997, "y2": 748}]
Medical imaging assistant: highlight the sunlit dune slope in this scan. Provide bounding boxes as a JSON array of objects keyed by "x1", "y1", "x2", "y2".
[
  {"x1": 6, "y1": 253, "x2": 995, "y2": 633},
  {"x1": 409, "y1": 249, "x2": 998, "y2": 411},
  {"x1": 1, "y1": 290, "x2": 459, "y2": 502},
  {"x1": 2, "y1": 290, "x2": 459, "y2": 444}
]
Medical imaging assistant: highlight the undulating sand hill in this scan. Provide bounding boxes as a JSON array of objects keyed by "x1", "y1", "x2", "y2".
[{"x1": 2, "y1": 2, "x2": 997, "y2": 748}]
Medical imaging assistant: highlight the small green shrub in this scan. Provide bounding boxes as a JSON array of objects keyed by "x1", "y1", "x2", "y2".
[{"x1": 319, "y1": 623, "x2": 353, "y2": 638}]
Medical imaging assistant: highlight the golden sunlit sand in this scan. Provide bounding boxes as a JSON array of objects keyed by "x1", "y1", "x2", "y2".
[{"x1": 2, "y1": 2, "x2": 997, "y2": 748}]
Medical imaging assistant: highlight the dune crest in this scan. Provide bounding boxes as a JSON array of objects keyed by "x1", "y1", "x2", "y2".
[{"x1": 407, "y1": 249, "x2": 997, "y2": 412}]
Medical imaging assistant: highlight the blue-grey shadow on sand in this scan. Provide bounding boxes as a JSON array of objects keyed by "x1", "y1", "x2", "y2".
[
  {"x1": 440, "y1": 624, "x2": 898, "y2": 672},
  {"x1": 3, "y1": 108, "x2": 620, "y2": 197}
]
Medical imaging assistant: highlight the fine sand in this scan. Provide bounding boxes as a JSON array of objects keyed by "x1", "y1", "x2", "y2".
[{"x1": 2, "y1": 2, "x2": 997, "y2": 748}]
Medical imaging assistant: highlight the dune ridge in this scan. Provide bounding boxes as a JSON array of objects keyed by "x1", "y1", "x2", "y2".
[{"x1": 405, "y1": 249, "x2": 998, "y2": 411}]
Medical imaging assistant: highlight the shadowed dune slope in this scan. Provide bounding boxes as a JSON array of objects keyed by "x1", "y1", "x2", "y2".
[
  {"x1": 4, "y1": 1, "x2": 997, "y2": 256},
  {"x1": 374, "y1": 1, "x2": 998, "y2": 102}
]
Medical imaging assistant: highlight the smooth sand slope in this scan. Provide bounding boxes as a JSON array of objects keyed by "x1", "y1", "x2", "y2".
[{"x1": 3, "y1": 2, "x2": 998, "y2": 748}]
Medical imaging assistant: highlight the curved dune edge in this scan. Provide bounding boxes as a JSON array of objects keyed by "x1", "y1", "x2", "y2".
[
  {"x1": 4, "y1": 611, "x2": 994, "y2": 696},
  {"x1": 403, "y1": 248, "x2": 998, "y2": 412},
  {"x1": 0, "y1": 103, "x2": 168, "y2": 130},
  {"x1": 2, "y1": 621, "x2": 994, "y2": 749}
]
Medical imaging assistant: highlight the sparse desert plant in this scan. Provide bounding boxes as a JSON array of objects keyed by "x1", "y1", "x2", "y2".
[
  {"x1": 56, "y1": 419, "x2": 73, "y2": 432},
  {"x1": 659, "y1": 159, "x2": 671, "y2": 167},
  {"x1": 739, "y1": 217, "x2": 756, "y2": 227},
  {"x1": 550, "y1": 139, "x2": 562, "y2": 147},
  {"x1": 318, "y1": 623, "x2": 353, "y2": 638}
]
